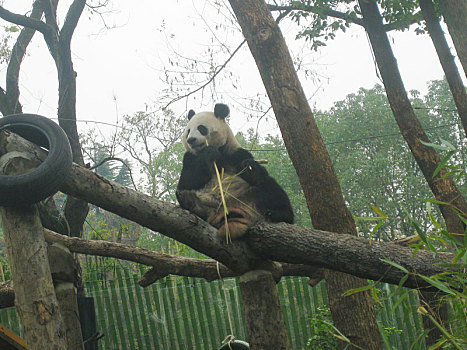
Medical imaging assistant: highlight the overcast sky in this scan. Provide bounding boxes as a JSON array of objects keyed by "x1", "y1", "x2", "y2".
[{"x1": 0, "y1": 0, "x2": 459, "y2": 136}]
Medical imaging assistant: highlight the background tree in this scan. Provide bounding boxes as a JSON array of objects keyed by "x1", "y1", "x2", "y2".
[
  {"x1": 439, "y1": 0, "x2": 467, "y2": 77},
  {"x1": 419, "y1": 0, "x2": 467, "y2": 137}
]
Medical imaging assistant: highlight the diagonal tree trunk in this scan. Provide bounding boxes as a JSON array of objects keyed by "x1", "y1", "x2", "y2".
[
  {"x1": 0, "y1": 0, "x2": 43, "y2": 116},
  {"x1": 358, "y1": 0, "x2": 467, "y2": 239},
  {"x1": 358, "y1": 1, "x2": 467, "y2": 345},
  {"x1": 439, "y1": 0, "x2": 467, "y2": 78},
  {"x1": 228, "y1": 0, "x2": 382, "y2": 348},
  {"x1": 419, "y1": 0, "x2": 467, "y2": 138}
]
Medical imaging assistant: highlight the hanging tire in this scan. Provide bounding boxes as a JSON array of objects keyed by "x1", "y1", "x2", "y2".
[
  {"x1": 219, "y1": 340, "x2": 250, "y2": 350},
  {"x1": 0, "y1": 114, "x2": 72, "y2": 207}
]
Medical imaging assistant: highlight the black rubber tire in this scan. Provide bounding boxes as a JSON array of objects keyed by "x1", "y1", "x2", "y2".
[
  {"x1": 218, "y1": 340, "x2": 250, "y2": 350},
  {"x1": 0, "y1": 114, "x2": 72, "y2": 207}
]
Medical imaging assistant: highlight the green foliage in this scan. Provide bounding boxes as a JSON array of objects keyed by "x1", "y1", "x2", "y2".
[
  {"x1": 289, "y1": 0, "x2": 356, "y2": 50},
  {"x1": 288, "y1": 0, "x2": 423, "y2": 50},
  {"x1": 315, "y1": 81, "x2": 465, "y2": 241},
  {"x1": 371, "y1": 146, "x2": 467, "y2": 348},
  {"x1": 306, "y1": 307, "x2": 340, "y2": 349}
]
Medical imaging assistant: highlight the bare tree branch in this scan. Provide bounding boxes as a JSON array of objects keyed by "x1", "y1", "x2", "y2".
[
  {"x1": 0, "y1": 6, "x2": 50, "y2": 35},
  {"x1": 163, "y1": 39, "x2": 246, "y2": 110}
]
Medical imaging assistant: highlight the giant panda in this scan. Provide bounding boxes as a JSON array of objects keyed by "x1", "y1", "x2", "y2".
[{"x1": 176, "y1": 103, "x2": 293, "y2": 239}]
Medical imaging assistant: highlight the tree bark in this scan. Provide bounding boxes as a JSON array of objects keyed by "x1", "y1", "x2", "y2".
[
  {"x1": 439, "y1": 0, "x2": 467, "y2": 78},
  {"x1": 239, "y1": 270, "x2": 290, "y2": 350},
  {"x1": 358, "y1": 1, "x2": 463, "y2": 345},
  {"x1": 48, "y1": 243, "x2": 84, "y2": 350},
  {"x1": 43, "y1": 229, "x2": 323, "y2": 286},
  {"x1": 246, "y1": 222, "x2": 453, "y2": 290},
  {"x1": 419, "y1": 0, "x2": 467, "y2": 138},
  {"x1": 227, "y1": 1, "x2": 382, "y2": 348},
  {"x1": 0, "y1": 153, "x2": 67, "y2": 349}
]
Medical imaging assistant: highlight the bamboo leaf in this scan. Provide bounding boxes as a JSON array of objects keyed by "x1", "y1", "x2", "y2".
[
  {"x1": 418, "y1": 275, "x2": 456, "y2": 296},
  {"x1": 371, "y1": 205, "x2": 387, "y2": 218},
  {"x1": 432, "y1": 151, "x2": 455, "y2": 178},
  {"x1": 381, "y1": 258, "x2": 409, "y2": 274},
  {"x1": 342, "y1": 284, "x2": 374, "y2": 296}
]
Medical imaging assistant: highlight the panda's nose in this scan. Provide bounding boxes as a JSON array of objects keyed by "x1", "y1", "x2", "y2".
[{"x1": 187, "y1": 137, "x2": 197, "y2": 145}]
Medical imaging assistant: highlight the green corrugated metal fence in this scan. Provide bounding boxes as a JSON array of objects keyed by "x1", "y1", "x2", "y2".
[{"x1": 0, "y1": 273, "x2": 425, "y2": 349}]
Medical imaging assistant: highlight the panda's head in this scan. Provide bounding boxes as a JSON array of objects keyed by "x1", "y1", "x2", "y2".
[{"x1": 182, "y1": 103, "x2": 240, "y2": 155}]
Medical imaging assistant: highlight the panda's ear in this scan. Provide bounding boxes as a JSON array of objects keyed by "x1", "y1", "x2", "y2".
[
  {"x1": 187, "y1": 110, "x2": 196, "y2": 120},
  {"x1": 214, "y1": 103, "x2": 230, "y2": 119}
]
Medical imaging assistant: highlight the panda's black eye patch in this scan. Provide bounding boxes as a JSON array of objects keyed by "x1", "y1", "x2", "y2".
[{"x1": 198, "y1": 125, "x2": 208, "y2": 136}]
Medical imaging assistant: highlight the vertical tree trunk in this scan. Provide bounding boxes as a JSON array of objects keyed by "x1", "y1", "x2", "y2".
[
  {"x1": 228, "y1": 1, "x2": 383, "y2": 348},
  {"x1": 53, "y1": 0, "x2": 89, "y2": 240},
  {"x1": 0, "y1": 205, "x2": 67, "y2": 350},
  {"x1": 0, "y1": 153, "x2": 67, "y2": 349},
  {"x1": 239, "y1": 270, "x2": 290, "y2": 350},
  {"x1": 358, "y1": 1, "x2": 465, "y2": 345},
  {"x1": 419, "y1": 0, "x2": 467, "y2": 138},
  {"x1": 439, "y1": 0, "x2": 467, "y2": 78}
]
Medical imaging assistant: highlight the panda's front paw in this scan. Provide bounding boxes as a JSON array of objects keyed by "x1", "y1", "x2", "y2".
[
  {"x1": 199, "y1": 146, "x2": 221, "y2": 164},
  {"x1": 240, "y1": 159, "x2": 267, "y2": 185}
]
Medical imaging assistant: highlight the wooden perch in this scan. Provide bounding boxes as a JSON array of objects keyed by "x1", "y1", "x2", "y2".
[
  {"x1": 0, "y1": 129, "x2": 458, "y2": 291},
  {"x1": 43, "y1": 229, "x2": 323, "y2": 286}
]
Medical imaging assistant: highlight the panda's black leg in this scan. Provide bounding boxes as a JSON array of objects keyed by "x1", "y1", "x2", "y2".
[
  {"x1": 255, "y1": 178, "x2": 294, "y2": 224},
  {"x1": 235, "y1": 158, "x2": 294, "y2": 223}
]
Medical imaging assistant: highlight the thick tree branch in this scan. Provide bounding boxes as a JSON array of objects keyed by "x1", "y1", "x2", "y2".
[
  {"x1": 0, "y1": 6, "x2": 50, "y2": 35},
  {"x1": 0, "y1": 129, "x2": 457, "y2": 292},
  {"x1": 43, "y1": 229, "x2": 323, "y2": 286},
  {"x1": 0, "y1": 129, "x2": 280, "y2": 277},
  {"x1": 246, "y1": 222, "x2": 455, "y2": 290}
]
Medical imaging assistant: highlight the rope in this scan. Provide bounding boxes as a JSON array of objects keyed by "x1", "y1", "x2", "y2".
[{"x1": 217, "y1": 261, "x2": 235, "y2": 349}]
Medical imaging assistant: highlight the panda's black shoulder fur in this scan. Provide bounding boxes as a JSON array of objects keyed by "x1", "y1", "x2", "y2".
[{"x1": 177, "y1": 144, "x2": 294, "y2": 225}]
